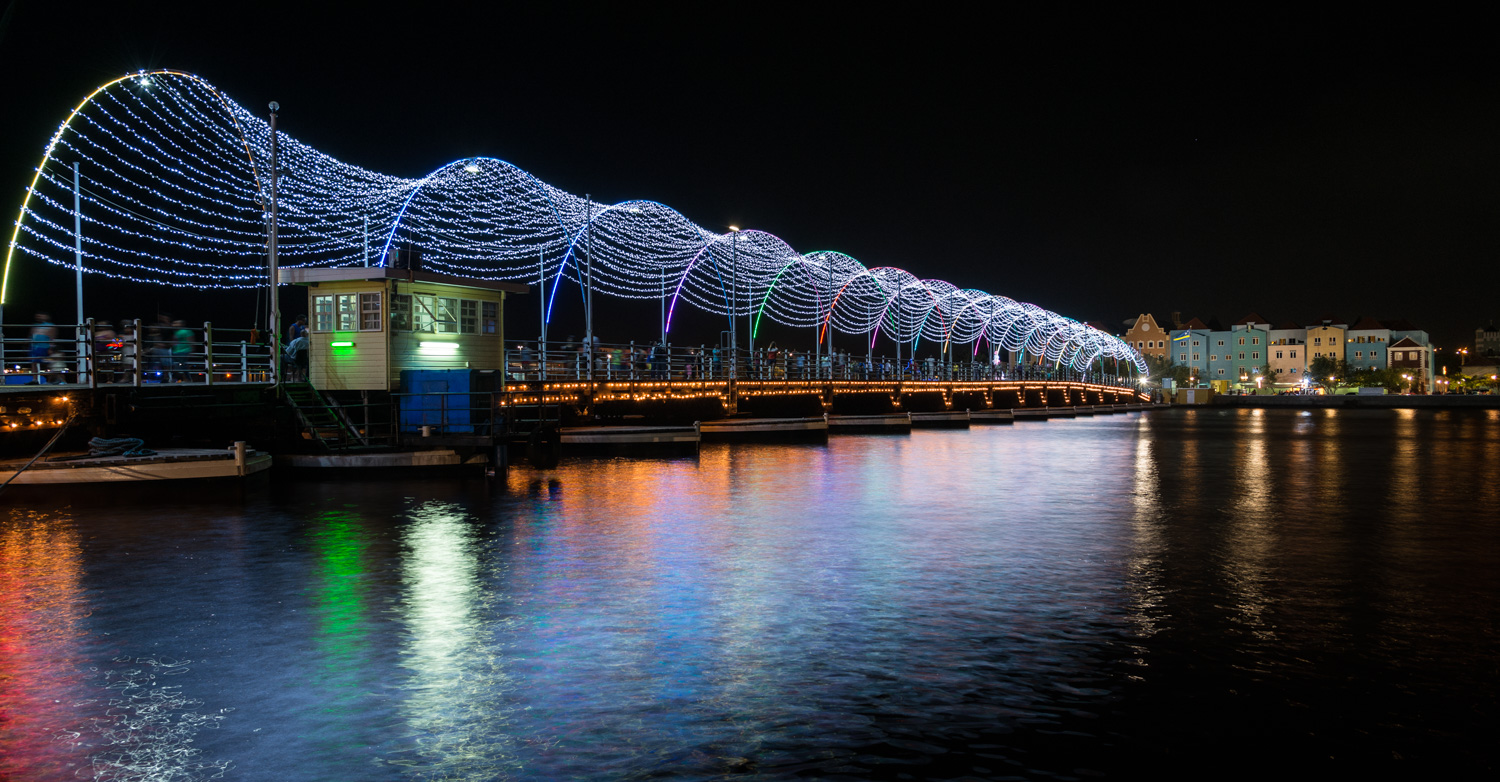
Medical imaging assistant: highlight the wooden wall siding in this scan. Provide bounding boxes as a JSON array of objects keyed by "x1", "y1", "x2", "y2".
[
  {"x1": 387, "y1": 283, "x2": 506, "y2": 390},
  {"x1": 308, "y1": 280, "x2": 389, "y2": 391}
]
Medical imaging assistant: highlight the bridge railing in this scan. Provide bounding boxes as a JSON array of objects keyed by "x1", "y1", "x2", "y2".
[
  {"x1": 1, "y1": 319, "x2": 276, "y2": 388},
  {"x1": 500, "y1": 340, "x2": 1135, "y2": 388}
]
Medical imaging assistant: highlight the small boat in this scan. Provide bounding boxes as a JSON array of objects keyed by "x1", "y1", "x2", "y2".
[{"x1": 1, "y1": 443, "x2": 269, "y2": 485}]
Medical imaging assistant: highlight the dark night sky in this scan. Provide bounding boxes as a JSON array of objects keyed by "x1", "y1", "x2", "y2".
[{"x1": 1, "y1": 3, "x2": 1495, "y2": 348}]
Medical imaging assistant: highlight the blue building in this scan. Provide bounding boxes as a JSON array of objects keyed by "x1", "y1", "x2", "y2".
[
  {"x1": 1208, "y1": 314, "x2": 1270, "y2": 389},
  {"x1": 1170, "y1": 317, "x2": 1211, "y2": 385},
  {"x1": 1345, "y1": 316, "x2": 1391, "y2": 372}
]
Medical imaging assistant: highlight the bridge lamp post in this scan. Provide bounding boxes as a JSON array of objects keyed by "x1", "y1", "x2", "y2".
[{"x1": 729, "y1": 226, "x2": 738, "y2": 381}]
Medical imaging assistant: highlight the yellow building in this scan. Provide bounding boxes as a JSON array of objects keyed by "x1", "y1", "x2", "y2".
[
  {"x1": 283, "y1": 267, "x2": 527, "y2": 391},
  {"x1": 1305, "y1": 318, "x2": 1346, "y2": 373}
]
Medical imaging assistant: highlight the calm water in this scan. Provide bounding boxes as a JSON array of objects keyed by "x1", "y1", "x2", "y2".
[{"x1": 2, "y1": 408, "x2": 1497, "y2": 780}]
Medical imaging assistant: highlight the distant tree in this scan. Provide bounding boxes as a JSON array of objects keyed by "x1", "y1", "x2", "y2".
[{"x1": 1308, "y1": 356, "x2": 1345, "y2": 393}]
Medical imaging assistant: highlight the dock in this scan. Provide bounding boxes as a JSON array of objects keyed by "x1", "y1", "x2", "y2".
[{"x1": 826, "y1": 413, "x2": 913, "y2": 433}]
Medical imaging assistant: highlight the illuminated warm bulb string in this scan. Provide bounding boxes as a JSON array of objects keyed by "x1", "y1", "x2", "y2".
[{"x1": 5, "y1": 70, "x2": 1145, "y2": 371}]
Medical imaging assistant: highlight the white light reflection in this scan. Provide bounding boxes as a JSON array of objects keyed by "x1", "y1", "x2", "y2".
[
  {"x1": 1226, "y1": 409, "x2": 1275, "y2": 638},
  {"x1": 1126, "y1": 415, "x2": 1167, "y2": 651},
  {"x1": 394, "y1": 501, "x2": 519, "y2": 776}
]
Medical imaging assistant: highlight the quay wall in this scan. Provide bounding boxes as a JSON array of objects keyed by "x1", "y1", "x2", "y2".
[{"x1": 1211, "y1": 395, "x2": 1500, "y2": 410}]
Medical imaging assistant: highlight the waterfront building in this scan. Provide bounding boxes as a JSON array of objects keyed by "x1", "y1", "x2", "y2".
[
  {"x1": 1170, "y1": 317, "x2": 1211, "y2": 385},
  {"x1": 1388, "y1": 337, "x2": 1433, "y2": 393},
  {"x1": 1306, "y1": 318, "x2": 1347, "y2": 372},
  {"x1": 1226, "y1": 313, "x2": 1270, "y2": 389},
  {"x1": 1267, "y1": 320, "x2": 1307, "y2": 389},
  {"x1": 1477, "y1": 321, "x2": 1500, "y2": 359},
  {"x1": 1345, "y1": 316, "x2": 1391, "y2": 372},
  {"x1": 1123, "y1": 314, "x2": 1170, "y2": 361},
  {"x1": 283, "y1": 267, "x2": 527, "y2": 391}
]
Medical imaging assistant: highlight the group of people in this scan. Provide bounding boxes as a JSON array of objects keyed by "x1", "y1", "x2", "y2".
[{"x1": 21, "y1": 312, "x2": 198, "y2": 384}]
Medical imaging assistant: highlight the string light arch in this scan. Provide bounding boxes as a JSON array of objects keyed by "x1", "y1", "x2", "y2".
[{"x1": 5, "y1": 70, "x2": 1145, "y2": 372}]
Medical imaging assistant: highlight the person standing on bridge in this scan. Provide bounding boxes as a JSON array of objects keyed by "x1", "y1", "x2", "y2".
[{"x1": 29, "y1": 312, "x2": 55, "y2": 383}]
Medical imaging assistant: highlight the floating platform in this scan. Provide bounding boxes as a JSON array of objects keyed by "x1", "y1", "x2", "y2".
[
  {"x1": 1072, "y1": 405, "x2": 1098, "y2": 416},
  {"x1": 968, "y1": 409, "x2": 1015, "y2": 424},
  {"x1": 1012, "y1": 408, "x2": 1050, "y2": 420},
  {"x1": 1, "y1": 446, "x2": 270, "y2": 485},
  {"x1": 1045, "y1": 407, "x2": 1078, "y2": 418},
  {"x1": 275, "y1": 449, "x2": 487, "y2": 469},
  {"x1": 827, "y1": 413, "x2": 913, "y2": 434},
  {"x1": 561, "y1": 425, "x2": 700, "y2": 452},
  {"x1": 910, "y1": 410, "x2": 971, "y2": 428},
  {"x1": 699, "y1": 416, "x2": 829, "y2": 442}
]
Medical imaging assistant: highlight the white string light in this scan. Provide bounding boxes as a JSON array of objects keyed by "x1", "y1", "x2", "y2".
[{"x1": 4, "y1": 70, "x2": 1145, "y2": 371}]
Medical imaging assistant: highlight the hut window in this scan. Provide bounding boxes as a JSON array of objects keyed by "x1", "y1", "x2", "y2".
[
  {"x1": 483, "y1": 301, "x2": 498, "y2": 334},
  {"x1": 413, "y1": 295, "x2": 437, "y2": 332},
  {"x1": 337, "y1": 294, "x2": 358, "y2": 331},
  {"x1": 460, "y1": 300, "x2": 478, "y2": 334},
  {"x1": 436, "y1": 298, "x2": 459, "y2": 334},
  {"x1": 360, "y1": 293, "x2": 382, "y2": 331},
  {"x1": 313, "y1": 295, "x2": 335, "y2": 332},
  {"x1": 391, "y1": 294, "x2": 411, "y2": 331}
]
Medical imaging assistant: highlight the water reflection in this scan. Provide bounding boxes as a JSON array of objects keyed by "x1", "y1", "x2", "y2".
[
  {"x1": 0, "y1": 508, "x2": 88, "y2": 781},
  {"x1": 393, "y1": 500, "x2": 519, "y2": 777},
  {"x1": 2, "y1": 408, "x2": 1497, "y2": 778}
]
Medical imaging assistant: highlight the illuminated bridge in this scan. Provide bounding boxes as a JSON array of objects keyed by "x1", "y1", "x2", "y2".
[{"x1": 1, "y1": 70, "x2": 1147, "y2": 437}]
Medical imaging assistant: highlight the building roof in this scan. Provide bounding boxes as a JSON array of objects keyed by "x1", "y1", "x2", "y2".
[
  {"x1": 1314, "y1": 315, "x2": 1345, "y2": 327},
  {"x1": 1349, "y1": 316, "x2": 1386, "y2": 331},
  {"x1": 1390, "y1": 336, "x2": 1424, "y2": 348},
  {"x1": 1235, "y1": 312, "x2": 1269, "y2": 326},
  {"x1": 1181, "y1": 317, "x2": 1209, "y2": 330},
  {"x1": 280, "y1": 266, "x2": 530, "y2": 294},
  {"x1": 1206, "y1": 317, "x2": 1225, "y2": 331},
  {"x1": 1272, "y1": 320, "x2": 1302, "y2": 330}
]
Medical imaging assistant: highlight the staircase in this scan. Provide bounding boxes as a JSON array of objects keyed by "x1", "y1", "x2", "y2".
[{"x1": 282, "y1": 382, "x2": 364, "y2": 449}]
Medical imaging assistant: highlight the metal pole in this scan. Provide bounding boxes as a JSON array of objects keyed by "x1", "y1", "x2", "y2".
[
  {"x1": 268, "y1": 102, "x2": 281, "y2": 384},
  {"x1": 539, "y1": 248, "x2": 547, "y2": 380},
  {"x1": 585, "y1": 195, "x2": 593, "y2": 382},
  {"x1": 73, "y1": 162, "x2": 84, "y2": 325},
  {"x1": 729, "y1": 231, "x2": 737, "y2": 381}
]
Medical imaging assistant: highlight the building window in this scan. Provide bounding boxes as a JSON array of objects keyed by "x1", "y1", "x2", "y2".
[
  {"x1": 391, "y1": 294, "x2": 411, "y2": 331},
  {"x1": 1239, "y1": 337, "x2": 1245, "y2": 345},
  {"x1": 313, "y1": 295, "x2": 334, "y2": 332},
  {"x1": 336, "y1": 294, "x2": 358, "y2": 331},
  {"x1": 1291, "y1": 350, "x2": 1297, "y2": 358},
  {"x1": 1355, "y1": 351, "x2": 1362, "y2": 358},
  {"x1": 1179, "y1": 353, "x2": 1187, "y2": 362},
  {"x1": 1239, "y1": 352, "x2": 1245, "y2": 360},
  {"x1": 1217, "y1": 368, "x2": 1225, "y2": 375},
  {"x1": 1314, "y1": 337, "x2": 1322, "y2": 345},
  {"x1": 482, "y1": 301, "x2": 498, "y2": 334},
  {"x1": 413, "y1": 294, "x2": 437, "y2": 333},
  {"x1": 436, "y1": 297, "x2": 459, "y2": 334},
  {"x1": 360, "y1": 293, "x2": 382, "y2": 331},
  {"x1": 460, "y1": 299, "x2": 478, "y2": 335},
  {"x1": 1252, "y1": 338, "x2": 1259, "y2": 345},
  {"x1": 1252, "y1": 352, "x2": 1259, "y2": 360},
  {"x1": 1192, "y1": 353, "x2": 1200, "y2": 361},
  {"x1": 1210, "y1": 355, "x2": 1217, "y2": 361},
  {"x1": 1276, "y1": 351, "x2": 1283, "y2": 359},
  {"x1": 1192, "y1": 340, "x2": 1200, "y2": 347},
  {"x1": 1217, "y1": 340, "x2": 1225, "y2": 346},
  {"x1": 1292, "y1": 368, "x2": 1299, "y2": 374}
]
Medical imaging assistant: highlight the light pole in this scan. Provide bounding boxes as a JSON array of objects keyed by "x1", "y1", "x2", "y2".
[
  {"x1": 267, "y1": 101, "x2": 281, "y2": 383},
  {"x1": 728, "y1": 226, "x2": 738, "y2": 381}
]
